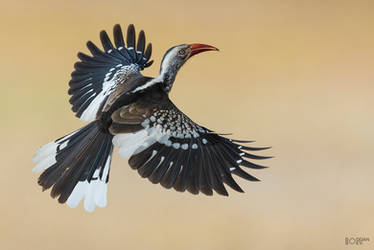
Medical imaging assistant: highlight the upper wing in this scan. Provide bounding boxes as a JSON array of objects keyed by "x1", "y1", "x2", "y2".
[
  {"x1": 111, "y1": 100, "x2": 271, "y2": 196},
  {"x1": 68, "y1": 24, "x2": 154, "y2": 122}
]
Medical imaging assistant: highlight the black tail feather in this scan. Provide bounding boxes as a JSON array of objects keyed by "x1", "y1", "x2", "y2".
[{"x1": 34, "y1": 121, "x2": 114, "y2": 210}]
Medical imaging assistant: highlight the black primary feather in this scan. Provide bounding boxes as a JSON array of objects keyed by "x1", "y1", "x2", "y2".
[
  {"x1": 137, "y1": 30, "x2": 145, "y2": 54},
  {"x1": 100, "y1": 30, "x2": 115, "y2": 52},
  {"x1": 113, "y1": 24, "x2": 125, "y2": 48}
]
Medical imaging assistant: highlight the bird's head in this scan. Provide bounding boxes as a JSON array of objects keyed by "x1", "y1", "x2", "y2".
[{"x1": 159, "y1": 43, "x2": 218, "y2": 92}]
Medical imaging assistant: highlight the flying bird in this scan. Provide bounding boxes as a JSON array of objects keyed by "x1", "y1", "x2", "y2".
[{"x1": 32, "y1": 24, "x2": 271, "y2": 212}]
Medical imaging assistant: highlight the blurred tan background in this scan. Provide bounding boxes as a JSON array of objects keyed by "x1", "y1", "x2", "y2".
[{"x1": 1, "y1": 0, "x2": 374, "y2": 249}]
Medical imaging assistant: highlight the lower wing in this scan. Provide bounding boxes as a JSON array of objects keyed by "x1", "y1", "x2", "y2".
[{"x1": 110, "y1": 100, "x2": 271, "y2": 196}]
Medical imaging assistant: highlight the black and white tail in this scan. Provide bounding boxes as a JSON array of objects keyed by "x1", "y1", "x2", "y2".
[{"x1": 32, "y1": 121, "x2": 114, "y2": 212}]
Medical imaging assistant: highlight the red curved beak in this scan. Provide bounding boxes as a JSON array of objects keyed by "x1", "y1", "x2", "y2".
[{"x1": 189, "y1": 43, "x2": 219, "y2": 57}]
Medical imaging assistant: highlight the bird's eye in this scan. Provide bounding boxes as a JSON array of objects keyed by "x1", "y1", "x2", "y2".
[{"x1": 178, "y1": 49, "x2": 186, "y2": 57}]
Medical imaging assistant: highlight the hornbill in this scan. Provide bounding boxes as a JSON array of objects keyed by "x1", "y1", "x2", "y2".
[{"x1": 33, "y1": 24, "x2": 271, "y2": 212}]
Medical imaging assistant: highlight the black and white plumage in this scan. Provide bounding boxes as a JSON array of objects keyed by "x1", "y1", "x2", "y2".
[
  {"x1": 33, "y1": 24, "x2": 271, "y2": 212},
  {"x1": 33, "y1": 122, "x2": 114, "y2": 211},
  {"x1": 69, "y1": 24, "x2": 153, "y2": 121}
]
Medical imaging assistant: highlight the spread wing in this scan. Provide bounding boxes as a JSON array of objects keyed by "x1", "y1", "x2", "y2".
[
  {"x1": 111, "y1": 100, "x2": 271, "y2": 196},
  {"x1": 68, "y1": 24, "x2": 154, "y2": 122}
]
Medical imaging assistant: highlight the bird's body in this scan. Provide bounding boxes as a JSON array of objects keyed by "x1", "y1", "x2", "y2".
[{"x1": 33, "y1": 24, "x2": 271, "y2": 212}]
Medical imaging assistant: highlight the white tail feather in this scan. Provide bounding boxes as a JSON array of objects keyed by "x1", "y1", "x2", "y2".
[
  {"x1": 66, "y1": 155, "x2": 111, "y2": 212},
  {"x1": 32, "y1": 142, "x2": 58, "y2": 173}
]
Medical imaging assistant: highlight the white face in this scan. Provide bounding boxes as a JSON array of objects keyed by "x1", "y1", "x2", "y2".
[{"x1": 160, "y1": 45, "x2": 190, "y2": 76}]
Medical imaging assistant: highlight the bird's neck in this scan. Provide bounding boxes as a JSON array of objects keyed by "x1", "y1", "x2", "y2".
[{"x1": 159, "y1": 67, "x2": 177, "y2": 93}]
